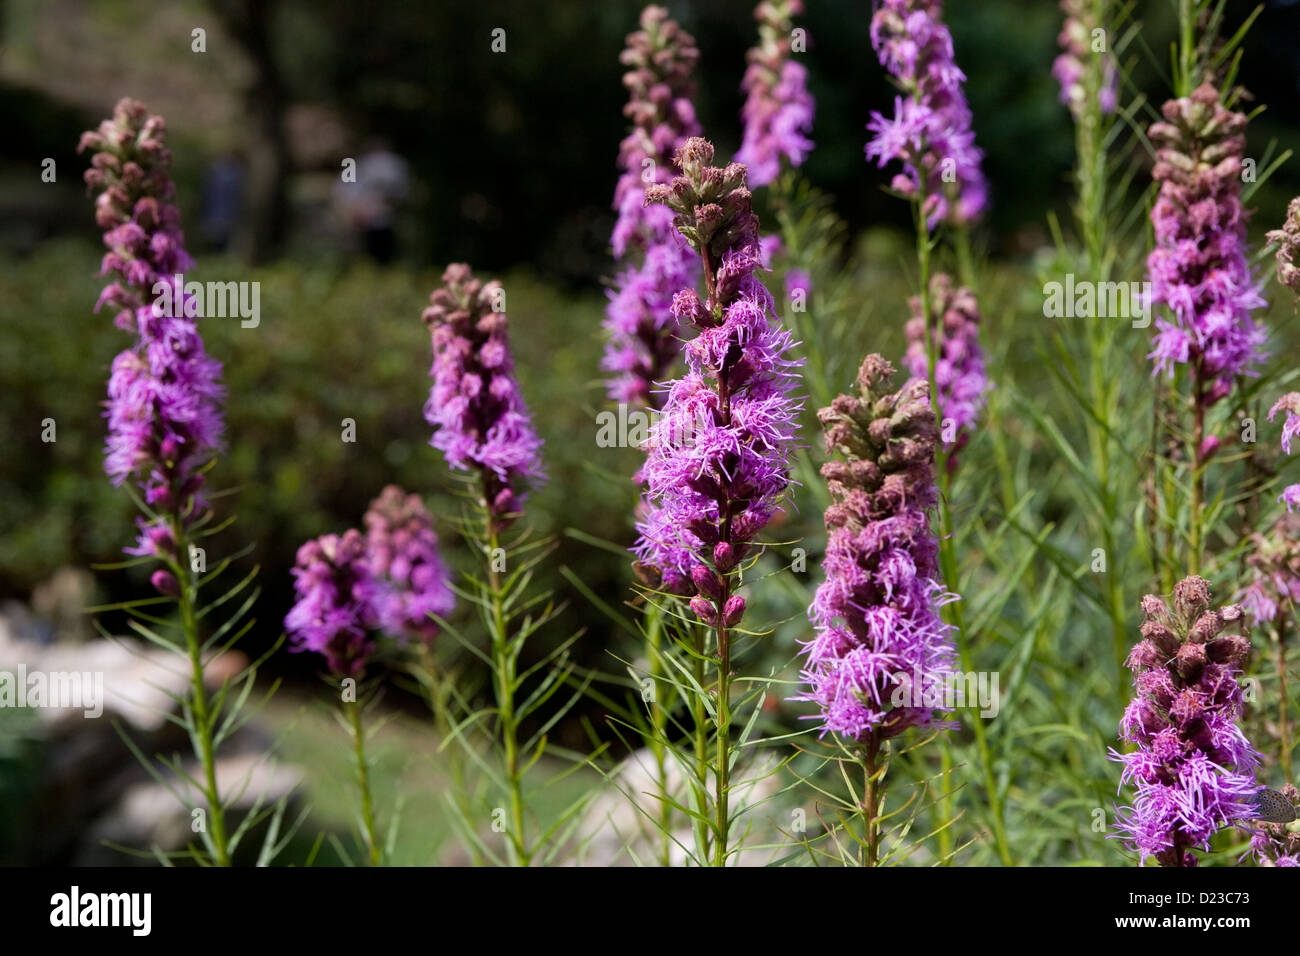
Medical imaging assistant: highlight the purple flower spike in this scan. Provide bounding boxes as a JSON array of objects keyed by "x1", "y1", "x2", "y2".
[
  {"x1": 1267, "y1": 392, "x2": 1300, "y2": 514},
  {"x1": 1268, "y1": 393, "x2": 1300, "y2": 456},
  {"x1": 904, "y1": 273, "x2": 987, "y2": 464},
  {"x1": 285, "y1": 530, "x2": 382, "y2": 678},
  {"x1": 1146, "y1": 83, "x2": 1265, "y2": 396},
  {"x1": 866, "y1": 0, "x2": 987, "y2": 228},
  {"x1": 363, "y1": 485, "x2": 455, "y2": 644},
  {"x1": 634, "y1": 138, "x2": 804, "y2": 622},
  {"x1": 80, "y1": 99, "x2": 225, "y2": 566},
  {"x1": 1110, "y1": 576, "x2": 1259, "y2": 867},
  {"x1": 1053, "y1": 0, "x2": 1118, "y2": 118},
  {"x1": 422, "y1": 263, "x2": 545, "y2": 529},
  {"x1": 603, "y1": 6, "x2": 702, "y2": 408},
  {"x1": 736, "y1": 0, "x2": 815, "y2": 188},
  {"x1": 797, "y1": 355, "x2": 958, "y2": 741},
  {"x1": 1267, "y1": 197, "x2": 1300, "y2": 295}
]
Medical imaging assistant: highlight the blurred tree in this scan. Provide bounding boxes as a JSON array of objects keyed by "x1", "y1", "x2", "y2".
[{"x1": 210, "y1": 0, "x2": 289, "y2": 263}]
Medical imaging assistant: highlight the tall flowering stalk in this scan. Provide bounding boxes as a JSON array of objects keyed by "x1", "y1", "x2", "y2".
[
  {"x1": 604, "y1": 8, "x2": 702, "y2": 865},
  {"x1": 736, "y1": 0, "x2": 815, "y2": 189},
  {"x1": 1241, "y1": 510, "x2": 1300, "y2": 782},
  {"x1": 364, "y1": 484, "x2": 455, "y2": 644},
  {"x1": 423, "y1": 264, "x2": 544, "y2": 530},
  {"x1": 1238, "y1": 394, "x2": 1300, "y2": 779},
  {"x1": 423, "y1": 263, "x2": 563, "y2": 867},
  {"x1": 799, "y1": 355, "x2": 956, "y2": 864},
  {"x1": 1053, "y1": 0, "x2": 1117, "y2": 119},
  {"x1": 285, "y1": 530, "x2": 385, "y2": 864},
  {"x1": 1268, "y1": 394, "x2": 1300, "y2": 514},
  {"x1": 1268, "y1": 197, "x2": 1300, "y2": 296},
  {"x1": 81, "y1": 99, "x2": 235, "y2": 866},
  {"x1": 1050, "y1": 0, "x2": 1137, "y2": 706},
  {"x1": 864, "y1": 0, "x2": 1005, "y2": 863},
  {"x1": 284, "y1": 487, "x2": 455, "y2": 866},
  {"x1": 865, "y1": 0, "x2": 987, "y2": 230},
  {"x1": 1146, "y1": 82, "x2": 1265, "y2": 573},
  {"x1": 638, "y1": 137, "x2": 803, "y2": 865},
  {"x1": 603, "y1": 6, "x2": 701, "y2": 409},
  {"x1": 903, "y1": 274, "x2": 986, "y2": 464},
  {"x1": 1112, "y1": 576, "x2": 1259, "y2": 867}
]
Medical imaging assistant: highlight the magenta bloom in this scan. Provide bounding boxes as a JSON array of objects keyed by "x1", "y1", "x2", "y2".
[
  {"x1": 285, "y1": 530, "x2": 382, "y2": 678},
  {"x1": 80, "y1": 99, "x2": 225, "y2": 562},
  {"x1": 1240, "y1": 513, "x2": 1300, "y2": 625},
  {"x1": 1268, "y1": 393, "x2": 1300, "y2": 514},
  {"x1": 1269, "y1": 393, "x2": 1300, "y2": 456},
  {"x1": 904, "y1": 273, "x2": 987, "y2": 461},
  {"x1": 1053, "y1": 0, "x2": 1117, "y2": 117},
  {"x1": 799, "y1": 356, "x2": 957, "y2": 740},
  {"x1": 363, "y1": 485, "x2": 454, "y2": 644},
  {"x1": 422, "y1": 263, "x2": 544, "y2": 527},
  {"x1": 634, "y1": 139, "x2": 803, "y2": 624},
  {"x1": 735, "y1": 0, "x2": 815, "y2": 188},
  {"x1": 1267, "y1": 196, "x2": 1300, "y2": 294},
  {"x1": 1111, "y1": 577, "x2": 1259, "y2": 866},
  {"x1": 865, "y1": 0, "x2": 987, "y2": 227},
  {"x1": 1146, "y1": 84, "x2": 1265, "y2": 395},
  {"x1": 603, "y1": 6, "x2": 701, "y2": 408},
  {"x1": 785, "y1": 269, "x2": 811, "y2": 303}
]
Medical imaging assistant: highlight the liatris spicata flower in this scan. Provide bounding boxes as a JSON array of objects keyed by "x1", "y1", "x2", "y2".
[
  {"x1": 1269, "y1": 392, "x2": 1300, "y2": 513},
  {"x1": 603, "y1": 6, "x2": 702, "y2": 408},
  {"x1": 1267, "y1": 196, "x2": 1300, "y2": 295},
  {"x1": 285, "y1": 529, "x2": 381, "y2": 678},
  {"x1": 785, "y1": 269, "x2": 811, "y2": 303},
  {"x1": 1240, "y1": 393, "x2": 1300, "y2": 620},
  {"x1": 80, "y1": 98, "x2": 225, "y2": 562},
  {"x1": 865, "y1": 0, "x2": 987, "y2": 228},
  {"x1": 799, "y1": 355, "x2": 957, "y2": 740},
  {"x1": 1240, "y1": 512, "x2": 1300, "y2": 624},
  {"x1": 423, "y1": 263, "x2": 544, "y2": 528},
  {"x1": 904, "y1": 273, "x2": 987, "y2": 460},
  {"x1": 1112, "y1": 576, "x2": 1259, "y2": 867},
  {"x1": 735, "y1": 0, "x2": 815, "y2": 189},
  {"x1": 363, "y1": 485, "x2": 455, "y2": 644},
  {"x1": 635, "y1": 138, "x2": 803, "y2": 629},
  {"x1": 1146, "y1": 83, "x2": 1265, "y2": 396},
  {"x1": 1053, "y1": 0, "x2": 1117, "y2": 117}
]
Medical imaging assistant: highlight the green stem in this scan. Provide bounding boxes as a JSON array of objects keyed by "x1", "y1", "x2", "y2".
[
  {"x1": 861, "y1": 736, "x2": 881, "y2": 867},
  {"x1": 644, "y1": 603, "x2": 673, "y2": 867},
  {"x1": 346, "y1": 693, "x2": 381, "y2": 866},
  {"x1": 417, "y1": 644, "x2": 481, "y2": 866},
  {"x1": 1190, "y1": 368, "x2": 1205, "y2": 575},
  {"x1": 172, "y1": 516, "x2": 229, "y2": 867},
  {"x1": 913, "y1": 192, "x2": 1012, "y2": 866},
  {"x1": 713, "y1": 607, "x2": 731, "y2": 868},
  {"x1": 691, "y1": 624, "x2": 711, "y2": 864},
  {"x1": 1178, "y1": 0, "x2": 1195, "y2": 97},
  {"x1": 484, "y1": 483, "x2": 528, "y2": 867},
  {"x1": 1279, "y1": 616, "x2": 1292, "y2": 782}
]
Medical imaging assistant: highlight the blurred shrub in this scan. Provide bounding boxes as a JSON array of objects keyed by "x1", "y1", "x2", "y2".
[{"x1": 0, "y1": 241, "x2": 641, "y2": 690}]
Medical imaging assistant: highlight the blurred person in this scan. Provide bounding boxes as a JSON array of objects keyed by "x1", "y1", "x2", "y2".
[
  {"x1": 200, "y1": 148, "x2": 247, "y2": 252},
  {"x1": 334, "y1": 138, "x2": 410, "y2": 264}
]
